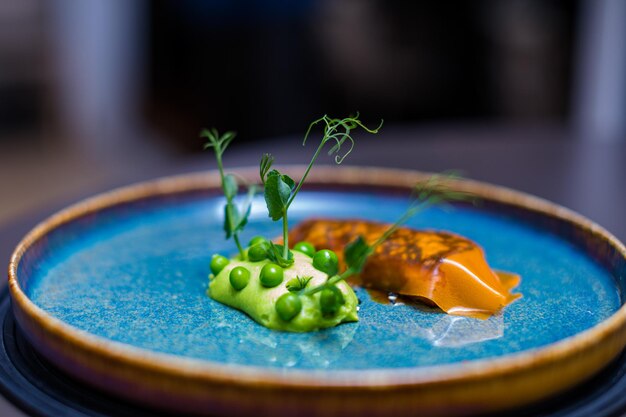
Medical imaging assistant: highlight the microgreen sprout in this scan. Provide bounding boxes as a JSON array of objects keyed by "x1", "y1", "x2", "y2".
[
  {"x1": 265, "y1": 242, "x2": 295, "y2": 268},
  {"x1": 202, "y1": 128, "x2": 256, "y2": 259},
  {"x1": 260, "y1": 153, "x2": 274, "y2": 185},
  {"x1": 260, "y1": 114, "x2": 383, "y2": 264},
  {"x1": 301, "y1": 174, "x2": 475, "y2": 297},
  {"x1": 286, "y1": 276, "x2": 313, "y2": 292}
]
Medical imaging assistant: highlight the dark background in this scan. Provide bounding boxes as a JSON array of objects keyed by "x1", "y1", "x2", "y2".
[
  {"x1": 144, "y1": 1, "x2": 576, "y2": 147},
  {"x1": 1, "y1": 0, "x2": 586, "y2": 149},
  {"x1": 0, "y1": 0, "x2": 623, "y2": 232}
]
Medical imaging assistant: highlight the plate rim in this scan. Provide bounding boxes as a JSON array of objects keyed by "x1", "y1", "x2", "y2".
[{"x1": 7, "y1": 166, "x2": 626, "y2": 413}]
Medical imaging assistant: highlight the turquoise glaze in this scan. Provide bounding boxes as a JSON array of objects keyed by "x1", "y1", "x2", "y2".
[{"x1": 22, "y1": 191, "x2": 622, "y2": 370}]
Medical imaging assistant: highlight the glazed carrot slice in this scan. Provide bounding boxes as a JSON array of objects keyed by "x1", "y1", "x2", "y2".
[{"x1": 288, "y1": 219, "x2": 521, "y2": 319}]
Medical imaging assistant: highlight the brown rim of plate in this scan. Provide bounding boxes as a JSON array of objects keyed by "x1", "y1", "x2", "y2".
[{"x1": 7, "y1": 165, "x2": 626, "y2": 389}]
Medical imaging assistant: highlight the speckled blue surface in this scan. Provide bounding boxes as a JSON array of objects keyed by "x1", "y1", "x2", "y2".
[{"x1": 22, "y1": 191, "x2": 622, "y2": 370}]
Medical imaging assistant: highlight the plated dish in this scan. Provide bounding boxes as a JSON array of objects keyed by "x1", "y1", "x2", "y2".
[
  {"x1": 8, "y1": 167, "x2": 626, "y2": 416},
  {"x1": 202, "y1": 119, "x2": 520, "y2": 332}
]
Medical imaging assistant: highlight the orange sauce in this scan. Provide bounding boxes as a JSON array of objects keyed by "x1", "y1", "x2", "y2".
[{"x1": 289, "y1": 219, "x2": 521, "y2": 319}]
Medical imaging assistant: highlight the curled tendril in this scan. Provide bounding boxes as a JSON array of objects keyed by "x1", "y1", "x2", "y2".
[
  {"x1": 302, "y1": 115, "x2": 327, "y2": 146},
  {"x1": 327, "y1": 133, "x2": 355, "y2": 164},
  {"x1": 302, "y1": 113, "x2": 383, "y2": 165}
]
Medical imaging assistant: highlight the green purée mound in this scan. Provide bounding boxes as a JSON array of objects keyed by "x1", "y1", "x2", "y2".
[
  {"x1": 208, "y1": 240, "x2": 358, "y2": 332},
  {"x1": 201, "y1": 115, "x2": 381, "y2": 333}
]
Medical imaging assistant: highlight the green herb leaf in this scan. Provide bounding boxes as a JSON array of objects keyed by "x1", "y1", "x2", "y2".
[
  {"x1": 264, "y1": 170, "x2": 294, "y2": 221},
  {"x1": 287, "y1": 276, "x2": 313, "y2": 292},
  {"x1": 281, "y1": 173, "x2": 295, "y2": 189},
  {"x1": 201, "y1": 129, "x2": 236, "y2": 152},
  {"x1": 344, "y1": 236, "x2": 371, "y2": 273},
  {"x1": 223, "y1": 203, "x2": 238, "y2": 239},
  {"x1": 234, "y1": 184, "x2": 256, "y2": 233},
  {"x1": 266, "y1": 242, "x2": 295, "y2": 267},
  {"x1": 260, "y1": 153, "x2": 274, "y2": 184},
  {"x1": 202, "y1": 128, "x2": 255, "y2": 258}
]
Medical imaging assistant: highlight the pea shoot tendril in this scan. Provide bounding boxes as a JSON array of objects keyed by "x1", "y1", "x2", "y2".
[
  {"x1": 201, "y1": 128, "x2": 256, "y2": 259},
  {"x1": 260, "y1": 114, "x2": 384, "y2": 263}
]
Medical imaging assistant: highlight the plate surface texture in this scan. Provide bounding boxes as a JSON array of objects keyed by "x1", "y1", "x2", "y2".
[{"x1": 8, "y1": 167, "x2": 626, "y2": 416}]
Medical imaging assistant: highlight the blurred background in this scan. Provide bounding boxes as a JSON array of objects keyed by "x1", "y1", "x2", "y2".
[{"x1": 0, "y1": 0, "x2": 625, "y2": 236}]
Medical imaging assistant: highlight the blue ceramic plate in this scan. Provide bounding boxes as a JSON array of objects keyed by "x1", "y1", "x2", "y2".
[
  {"x1": 23, "y1": 187, "x2": 619, "y2": 368},
  {"x1": 8, "y1": 167, "x2": 626, "y2": 417}
]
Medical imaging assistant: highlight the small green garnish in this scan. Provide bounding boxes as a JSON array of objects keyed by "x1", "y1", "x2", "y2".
[
  {"x1": 259, "y1": 153, "x2": 274, "y2": 185},
  {"x1": 265, "y1": 242, "x2": 295, "y2": 268},
  {"x1": 286, "y1": 276, "x2": 313, "y2": 292},
  {"x1": 343, "y1": 236, "x2": 370, "y2": 274},
  {"x1": 202, "y1": 128, "x2": 256, "y2": 259},
  {"x1": 260, "y1": 114, "x2": 383, "y2": 264}
]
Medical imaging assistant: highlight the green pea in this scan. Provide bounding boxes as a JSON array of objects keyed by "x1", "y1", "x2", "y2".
[
  {"x1": 293, "y1": 241, "x2": 316, "y2": 257},
  {"x1": 312, "y1": 249, "x2": 339, "y2": 276},
  {"x1": 260, "y1": 263, "x2": 284, "y2": 288},
  {"x1": 210, "y1": 254, "x2": 229, "y2": 275},
  {"x1": 229, "y1": 266, "x2": 250, "y2": 290},
  {"x1": 248, "y1": 235, "x2": 267, "y2": 247},
  {"x1": 320, "y1": 286, "x2": 345, "y2": 316},
  {"x1": 248, "y1": 242, "x2": 269, "y2": 262},
  {"x1": 276, "y1": 293, "x2": 302, "y2": 321}
]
